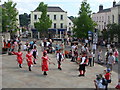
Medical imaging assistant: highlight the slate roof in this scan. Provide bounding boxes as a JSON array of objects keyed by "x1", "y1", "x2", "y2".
[
  {"x1": 98, "y1": 8, "x2": 111, "y2": 13},
  {"x1": 34, "y1": 6, "x2": 65, "y2": 12}
]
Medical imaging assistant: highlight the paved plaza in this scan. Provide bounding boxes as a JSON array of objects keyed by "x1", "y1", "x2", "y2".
[{"x1": 2, "y1": 42, "x2": 118, "y2": 88}]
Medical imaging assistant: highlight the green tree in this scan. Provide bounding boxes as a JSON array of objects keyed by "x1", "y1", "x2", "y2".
[
  {"x1": 34, "y1": 2, "x2": 52, "y2": 38},
  {"x1": 19, "y1": 13, "x2": 30, "y2": 27},
  {"x1": 106, "y1": 23, "x2": 120, "y2": 42},
  {"x1": 73, "y1": 1, "x2": 96, "y2": 38},
  {"x1": 2, "y1": 1, "x2": 18, "y2": 35}
]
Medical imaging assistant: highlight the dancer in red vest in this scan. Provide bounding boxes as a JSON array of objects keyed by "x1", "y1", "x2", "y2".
[
  {"x1": 12, "y1": 49, "x2": 23, "y2": 68},
  {"x1": 26, "y1": 50, "x2": 33, "y2": 71},
  {"x1": 57, "y1": 49, "x2": 64, "y2": 70},
  {"x1": 78, "y1": 52, "x2": 88, "y2": 77},
  {"x1": 41, "y1": 52, "x2": 51, "y2": 75},
  {"x1": 31, "y1": 46, "x2": 38, "y2": 64}
]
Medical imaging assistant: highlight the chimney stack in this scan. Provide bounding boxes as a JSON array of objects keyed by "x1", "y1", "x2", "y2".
[
  {"x1": 113, "y1": 0, "x2": 116, "y2": 7},
  {"x1": 99, "y1": 5, "x2": 103, "y2": 12}
]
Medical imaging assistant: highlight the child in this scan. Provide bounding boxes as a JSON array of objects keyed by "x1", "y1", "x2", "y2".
[
  {"x1": 31, "y1": 46, "x2": 38, "y2": 64},
  {"x1": 57, "y1": 49, "x2": 64, "y2": 70},
  {"x1": 26, "y1": 50, "x2": 33, "y2": 71},
  {"x1": 41, "y1": 52, "x2": 50, "y2": 75},
  {"x1": 12, "y1": 49, "x2": 23, "y2": 68},
  {"x1": 65, "y1": 50, "x2": 69, "y2": 58}
]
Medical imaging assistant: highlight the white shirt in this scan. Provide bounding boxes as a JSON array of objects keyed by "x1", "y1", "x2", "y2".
[
  {"x1": 81, "y1": 46, "x2": 85, "y2": 51},
  {"x1": 92, "y1": 44, "x2": 96, "y2": 50},
  {"x1": 46, "y1": 42, "x2": 50, "y2": 46},
  {"x1": 108, "y1": 55, "x2": 115, "y2": 64},
  {"x1": 80, "y1": 57, "x2": 86, "y2": 64},
  {"x1": 95, "y1": 79, "x2": 106, "y2": 89},
  {"x1": 72, "y1": 45, "x2": 76, "y2": 50},
  {"x1": 31, "y1": 49, "x2": 38, "y2": 56},
  {"x1": 85, "y1": 39, "x2": 88, "y2": 43},
  {"x1": 57, "y1": 53, "x2": 64, "y2": 61},
  {"x1": 23, "y1": 45, "x2": 27, "y2": 50}
]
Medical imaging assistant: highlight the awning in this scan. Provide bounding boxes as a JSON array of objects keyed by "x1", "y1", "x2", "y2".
[
  {"x1": 31, "y1": 29, "x2": 38, "y2": 32},
  {"x1": 48, "y1": 29, "x2": 67, "y2": 31}
]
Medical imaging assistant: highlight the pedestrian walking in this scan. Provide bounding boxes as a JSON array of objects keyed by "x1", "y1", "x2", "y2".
[
  {"x1": 113, "y1": 47, "x2": 119, "y2": 63},
  {"x1": 98, "y1": 49, "x2": 102, "y2": 63},
  {"x1": 88, "y1": 50, "x2": 93, "y2": 67},
  {"x1": 57, "y1": 49, "x2": 64, "y2": 70},
  {"x1": 104, "y1": 69, "x2": 111, "y2": 90},
  {"x1": 71, "y1": 44, "x2": 77, "y2": 62},
  {"x1": 12, "y1": 49, "x2": 23, "y2": 68},
  {"x1": 105, "y1": 49, "x2": 110, "y2": 65},
  {"x1": 107, "y1": 53, "x2": 115, "y2": 71}
]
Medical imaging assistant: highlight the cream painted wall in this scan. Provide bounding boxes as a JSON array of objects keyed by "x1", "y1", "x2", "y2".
[
  {"x1": 67, "y1": 18, "x2": 74, "y2": 31},
  {"x1": 30, "y1": 11, "x2": 67, "y2": 29},
  {"x1": 92, "y1": 5, "x2": 120, "y2": 31},
  {"x1": 92, "y1": 12, "x2": 111, "y2": 31}
]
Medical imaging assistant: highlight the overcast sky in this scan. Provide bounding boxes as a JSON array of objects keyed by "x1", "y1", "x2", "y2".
[{"x1": 1, "y1": 0, "x2": 120, "y2": 16}]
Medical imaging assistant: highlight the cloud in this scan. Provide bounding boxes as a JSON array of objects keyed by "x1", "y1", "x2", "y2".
[
  {"x1": 1, "y1": 0, "x2": 120, "y2": 16},
  {"x1": 2, "y1": 0, "x2": 82, "y2": 3}
]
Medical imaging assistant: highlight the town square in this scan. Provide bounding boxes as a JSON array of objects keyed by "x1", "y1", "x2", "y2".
[{"x1": 0, "y1": 0, "x2": 120, "y2": 89}]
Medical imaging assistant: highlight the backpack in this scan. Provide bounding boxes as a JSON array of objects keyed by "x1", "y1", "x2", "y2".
[{"x1": 102, "y1": 78, "x2": 108, "y2": 85}]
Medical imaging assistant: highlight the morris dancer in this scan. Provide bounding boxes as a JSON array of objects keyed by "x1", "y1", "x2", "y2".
[
  {"x1": 41, "y1": 52, "x2": 54, "y2": 75},
  {"x1": 12, "y1": 49, "x2": 23, "y2": 68},
  {"x1": 31, "y1": 46, "x2": 38, "y2": 64},
  {"x1": 78, "y1": 52, "x2": 88, "y2": 77},
  {"x1": 26, "y1": 50, "x2": 33, "y2": 71},
  {"x1": 57, "y1": 49, "x2": 64, "y2": 70}
]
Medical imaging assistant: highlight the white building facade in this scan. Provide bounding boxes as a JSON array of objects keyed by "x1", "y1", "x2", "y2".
[
  {"x1": 30, "y1": 6, "x2": 73, "y2": 38},
  {"x1": 92, "y1": 1, "x2": 120, "y2": 31}
]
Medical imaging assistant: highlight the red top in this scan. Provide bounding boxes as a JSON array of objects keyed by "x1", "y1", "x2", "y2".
[
  {"x1": 26, "y1": 53, "x2": 33, "y2": 66},
  {"x1": 13, "y1": 52, "x2": 23, "y2": 64},
  {"x1": 26, "y1": 53, "x2": 33, "y2": 62},
  {"x1": 104, "y1": 73, "x2": 111, "y2": 80},
  {"x1": 7, "y1": 43, "x2": 11, "y2": 48},
  {"x1": 114, "y1": 51, "x2": 119, "y2": 57},
  {"x1": 42, "y1": 56, "x2": 49, "y2": 66},
  {"x1": 41, "y1": 56, "x2": 49, "y2": 71}
]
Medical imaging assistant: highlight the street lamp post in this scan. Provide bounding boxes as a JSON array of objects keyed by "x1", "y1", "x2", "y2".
[{"x1": 92, "y1": 28, "x2": 98, "y2": 66}]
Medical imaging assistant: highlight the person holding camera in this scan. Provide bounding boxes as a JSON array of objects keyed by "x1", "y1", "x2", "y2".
[{"x1": 94, "y1": 74, "x2": 106, "y2": 90}]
